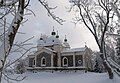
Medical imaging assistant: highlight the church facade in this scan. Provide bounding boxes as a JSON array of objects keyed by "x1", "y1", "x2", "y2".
[{"x1": 26, "y1": 29, "x2": 93, "y2": 71}]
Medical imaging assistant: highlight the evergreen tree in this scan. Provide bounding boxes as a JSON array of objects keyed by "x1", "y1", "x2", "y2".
[{"x1": 94, "y1": 60, "x2": 100, "y2": 73}]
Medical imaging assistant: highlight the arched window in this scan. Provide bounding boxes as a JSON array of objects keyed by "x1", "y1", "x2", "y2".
[
  {"x1": 41, "y1": 57, "x2": 46, "y2": 66},
  {"x1": 63, "y1": 57, "x2": 68, "y2": 67},
  {"x1": 78, "y1": 60, "x2": 82, "y2": 66}
]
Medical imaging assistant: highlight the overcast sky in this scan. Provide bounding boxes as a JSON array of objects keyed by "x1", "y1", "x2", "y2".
[{"x1": 15, "y1": 0, "x2": 99, "y2": 51}]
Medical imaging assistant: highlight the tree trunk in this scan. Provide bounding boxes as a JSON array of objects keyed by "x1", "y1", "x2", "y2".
[
  {"x1": 103, "y1": 61, "x2": 113, "y2": 79},
  {"x1": 100, "y1": 48, "x2": 113, "y2": 79}
]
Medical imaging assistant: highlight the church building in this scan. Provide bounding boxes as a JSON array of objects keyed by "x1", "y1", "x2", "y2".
[{"x1": 26, "y1": 29, "x2": 93, "y2": 71}]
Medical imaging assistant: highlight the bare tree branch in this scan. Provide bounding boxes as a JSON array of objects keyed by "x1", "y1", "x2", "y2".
[{"x1": 38, "y1": 0, "x2": 65, "y2": 25}]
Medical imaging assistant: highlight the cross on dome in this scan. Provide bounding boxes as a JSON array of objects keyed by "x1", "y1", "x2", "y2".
[
  {"x1": 64, "y1": 35, "x2": 67, "y2": 42},
  {"x1": 40, "y1": 34, "x2": 43, "y2": 40},
  {"x1": 56, "y1": 31, "x2": 59, "y2": 38},
  {"x1": 51, "y1": 26, "x2": 56, "y2": 36}
]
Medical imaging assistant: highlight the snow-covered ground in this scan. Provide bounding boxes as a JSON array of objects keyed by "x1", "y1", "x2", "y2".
[{"x1": 4, "y1": 71, "x2": 120, "y2": 83}]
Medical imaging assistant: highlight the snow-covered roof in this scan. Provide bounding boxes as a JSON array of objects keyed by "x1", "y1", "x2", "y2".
[
  {"x1": 35, "y1": 47, "x2": 56, "y2": 54},
  {"x1": 37, "y1": 40, "x2": 45, "y2": 46},
  {"x1": 63, "y1": 42, "x2": 70, "y2": 47},
  {"x1": 45, "y1": 36, "x2": 62, "y2": 45},
  {"x1": 28, "y1": 54, "x2": 35, "y2": 57},
  {"x1": 37, "y1": 35, "x2": 62, "y2": 46},
  {"x1": 43, "y1": 47, "x2": 56, "y2": 53},
  {"x1": 62, "y1": 47, "x2": 86, "y2": 53}
]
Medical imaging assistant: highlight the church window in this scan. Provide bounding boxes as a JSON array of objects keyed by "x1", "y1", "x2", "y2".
[
  {"x1": 33, "y1": 59, "x2": 35, "y2": 66},
  {"x1": 78, "y1": 60, "x2": 82, "y2": 66},
  {"x1": 41, "y1": 57, "x2": 46, "y2": 66},
  {"x1": 63, "y1": 57, "x2": 68, "y2": 67}
]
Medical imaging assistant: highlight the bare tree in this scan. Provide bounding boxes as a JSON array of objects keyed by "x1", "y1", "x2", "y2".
[
  {"x1": 0, "y1": 0, "x2": 34, "y2": 82},
  {"x1": 69, "y1": 0, "x2": 120, "y2": 79},
  {"x1": 0, "y1": 0, "x2": 64, "y2": 82}
]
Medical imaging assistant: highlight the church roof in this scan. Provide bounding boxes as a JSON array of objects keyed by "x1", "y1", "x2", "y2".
[
  {"x1": 45, "y1": 35, "x2": 62, "y2": 45},
  {"x1": 34, "y1": 47, "x2": 56, "y2": 56},
  {"x1": 43, "y1": 47, "x2": 56, "y2": 52},
  {"x1": 37, "y1": 34, "x2": 62, "y2": 47},
  {"x1": 62, "y1": 47, "x2": 86, "y2": 53},
  {"x1": 63, "y1": 42, "x2": 70, "y2": 47},
  {"x1": 37, "y1": 40, "x2": 45, "y2": 46}
]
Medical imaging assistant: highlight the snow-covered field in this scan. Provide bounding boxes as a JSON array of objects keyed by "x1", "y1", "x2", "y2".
[{"x1": 4, "y1": 71, "x2": 120, "y2": 83}]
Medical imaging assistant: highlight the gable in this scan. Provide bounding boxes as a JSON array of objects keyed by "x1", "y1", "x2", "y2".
[
  {"x1": 35, "y1": 47, "x2": 54, "y2": 56},
  {"x1": 38, "y1": 52, "x2": 51, "y2": 57}
]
